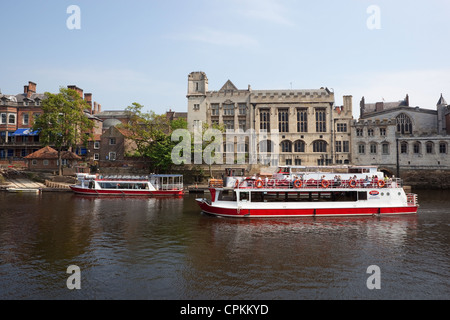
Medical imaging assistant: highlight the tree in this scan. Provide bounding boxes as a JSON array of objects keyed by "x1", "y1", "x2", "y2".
[
  {"x1": 122, "y1": 103, "x2": 188, "y2": 173},
  {"x1": 32, "y1": 87, "x2": 94, "y2": 175}
]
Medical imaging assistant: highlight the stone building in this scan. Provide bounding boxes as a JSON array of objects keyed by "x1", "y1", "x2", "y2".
[
  {"x1": 187, "y1": 71, "x2": 353, "y2": 168},
  {"x1": 351, "y1": 94, "x2": 450, "y2": 187}
]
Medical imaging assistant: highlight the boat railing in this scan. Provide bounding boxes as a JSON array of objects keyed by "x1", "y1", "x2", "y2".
[
  {"x1": 158, "y1": 183, "x2": 184, "y2": 190},
  {"x1": 407, "y1": 193, "x2": 418, "y2": 206},
  {"x1": 234, "y1": 178, "x2": 403, "y2": 190}
]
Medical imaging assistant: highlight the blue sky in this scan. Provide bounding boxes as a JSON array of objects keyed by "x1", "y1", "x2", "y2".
[{"x1": 1, "y1": 0, "x2": 449, "y2": 117}]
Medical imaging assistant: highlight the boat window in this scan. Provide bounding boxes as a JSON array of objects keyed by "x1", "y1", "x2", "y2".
[
  {"x1": 239, "y1": 192, "x2": 249, "y2": 201},
  {"x1": 218, "y1": 190, "x2": 236, "y2": 201},
  {"x1": 249, "y1": 191, "x2": 361, "y2": 202}
]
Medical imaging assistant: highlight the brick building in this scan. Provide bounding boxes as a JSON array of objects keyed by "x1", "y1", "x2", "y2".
[{"x1": 0, "y1": 81, "x2": 102, "y2": 166}]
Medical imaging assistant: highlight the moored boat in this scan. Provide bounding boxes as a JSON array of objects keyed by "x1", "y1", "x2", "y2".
[
  {"x1": 196, "y1": 166, "x2": 419, "y2": 218},
  {"x1": 70, "y1": 173, "x2": 184, "y2": 196}
]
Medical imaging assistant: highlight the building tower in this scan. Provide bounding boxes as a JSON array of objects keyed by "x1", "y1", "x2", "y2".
[
  {"x1": 187, "y1": 72, "x2": 208, "y2": 131},
  {"x1": 437, "y1": 93, "x2": 447, "y2": 135}
]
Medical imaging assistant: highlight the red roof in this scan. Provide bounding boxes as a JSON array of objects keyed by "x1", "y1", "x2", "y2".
[{"x1": 24, "y1": 146, "x2": 81, "y2": 160}]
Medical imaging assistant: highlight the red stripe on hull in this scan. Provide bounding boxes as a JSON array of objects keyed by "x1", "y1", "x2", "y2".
[
  {"x1": 196, "y1": 200, "x2": 418, "y2": 218},
  {"x1": 70, "y1": 186, "x2": 183, "y2": 196}
]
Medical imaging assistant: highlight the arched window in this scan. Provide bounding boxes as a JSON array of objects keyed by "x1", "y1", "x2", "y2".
[
  {"x1": 259, "y1": 139, "x2": 273, "y2": 153},
  {"x1": 400, "y1": 141, "x2": 408, "y2": 154},
  {"x1": 280, "y1": 140, "x2": 292, "y2": 153},
  {"x1": 293, "y1": 140, "x2": 305, "y2": 152},
  {"x1": 312, "y1": 140, "x2": 327, "y2": 153},
  {"x1": 413, "y1": 141, "x2": 421, "y2": 154},
  {"x1": 370, "y1": 143, "x2": 377, "y2": 154},
  {"x1": 358, "y1": 143, "x2": 365, "y2": 154},
  {"x1": 426, "y1": 141, "x2": 434, "y2": 154},
  {"x1": 439, "y1": 142, "x2": 447, "y2": 154},
  {"x1": 396, "y1": 113, "x2": 413, "y2": 134}
]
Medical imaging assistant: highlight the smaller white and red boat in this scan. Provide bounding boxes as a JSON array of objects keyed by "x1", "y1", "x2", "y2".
[
  {"x1": 70, "y1": 173, "x2": 184, "y2": 196},
  {"x1": 196, "y1": 166, "x2": 419, "y2": 218}
]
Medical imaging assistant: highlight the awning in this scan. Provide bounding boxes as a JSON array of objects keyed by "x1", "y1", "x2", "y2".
[{"x1": 11, "y1": 128, "x2": 39, "y2": 136}]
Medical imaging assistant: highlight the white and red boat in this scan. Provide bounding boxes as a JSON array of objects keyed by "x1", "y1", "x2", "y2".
[
  {"x1": 196, "y1": 166, "x2": 419, "y2": 218},
  {"x1": 70, "y1": 173, "x2": 184, "y2": 196}
]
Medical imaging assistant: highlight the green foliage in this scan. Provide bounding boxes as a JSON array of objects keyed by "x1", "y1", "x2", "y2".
[
  {"x1": 121, "y1": 103, "x2": 187, "y2": 173},
  {"x1": 32, "y1": 87, "x2": 94, "y2": 175}
]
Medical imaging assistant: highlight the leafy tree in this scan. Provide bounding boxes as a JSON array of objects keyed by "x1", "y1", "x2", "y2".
[
  {"x1": 32, "y1": 87, "x2": 94, "y2": 175},
  {"x1": 122, "y1": 103, "x2": 188, "y2": 173}
]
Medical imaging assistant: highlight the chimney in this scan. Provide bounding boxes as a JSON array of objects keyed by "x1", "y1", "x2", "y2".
[
  {"x1": 28, "y1": 81, "x2": 36, "y2": 94},
  {"x1": 67, "y1": 85, "x2": 83, "y2": 98},
  {"x1": 84, "y1": 93, "x2": 92, "y2": 110},
  {"x1": 98, "y1": 104, "x2": 101, "y2": 113},
  {"x1": 93, "y1": 102, "x2": 98, "y2": 114},
  {"x1": 24, "y1": 81, "x2": 36, "y2": 98}
]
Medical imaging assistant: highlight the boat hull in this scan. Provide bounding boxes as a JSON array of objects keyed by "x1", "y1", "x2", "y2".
[
  {"x1": 196, "y1": 199, "x2": 418, "y2": 218},
  {"x1": 70, "y1": 185, "x2": 183, "y2": 196}
]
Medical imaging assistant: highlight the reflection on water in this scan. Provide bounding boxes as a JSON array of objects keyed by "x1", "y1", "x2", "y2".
[{"x1": 0, "y1": 189, "x2": 448, "y2": 300}]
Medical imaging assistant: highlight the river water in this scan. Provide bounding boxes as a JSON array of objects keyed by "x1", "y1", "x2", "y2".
[{"x1": 0, "y1": 189, "x2": 448, "y2": 300}]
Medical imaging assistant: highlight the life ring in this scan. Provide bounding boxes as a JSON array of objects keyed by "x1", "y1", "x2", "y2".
[
  {"x1": 255, "y1": 180, "x2": 264, "y2": 188},
  {"x1": 321, "y1": 180, "x2": 330, "y2": 188},
  {"x1": 349, "y1": 179, "x2": 357, "y2": 188},
  {"x1": 294, "y1": 179, "x2": 302, "y2": 188},
  {"x1": 378, "y1": 180, "x2": 386, "y2": 188}
]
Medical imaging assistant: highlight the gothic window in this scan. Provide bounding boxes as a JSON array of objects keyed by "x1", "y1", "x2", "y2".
[
  {"x1": 238, "y1": 104, "x2": 247, "y2": 115},
  {"x1": 358, "y1": 143, "x2": 365, "y2": 154},
  {"x1": 223, "y1": 120, "x2": 234, "y2": 130},
  {"x1": 280, "y1": 140, "x2": 292, "y2": 153},
  {"x1": 278, "y1": 109, "x2": 289, "y2": 132},
  {"x1": 343, "y1": 141, "x2": 349, "y2": 153},
  {"x1": 297, "y1": 108, "x2": 307, "y2": 132},
  {"x1": 223, "y1": 104, "x2": 234, "y2": 116},
  {"x1": 368, "y1": 128, "x2": 374, "y2": 136},
  {"x1": 426, "y1": 141, "x2": 434, "y2": 154},
  {"x1": 294, "y1": 140, "x2": 305, "y2": 152},
  {"x1": 315, "y1": 108, "x2": 326, "y2": 132},
  {"x1": 413, "y1": 142, "x2": 421, "y2": 154},
  {"x1": 382, "y1": 143, "x2": 389, "y2": 155},
  {"x1": 211, "y1": 104, "x2": 219, "y2": 116},
  {"x1": 439, "y1": 142, "x2": 447, "y2": 154},
  {"x1": 313, "y1": 140, "x2": 327, "y2": 152},
  {"x1": 259, "y1": 140, "x2": 273, "y2": 153},
  {"x1": 336, "y1": 123, "x2": 347, "y2": 132},
  {"x1": 370, "y1": 143, "x2": 377, "y2": 154},
  {"x1": 335, "y1": 141, "x2": 342, "y2": 153},
  {"x1": 400, "y1": 142, "x2": 408, "y2": 154},
  {"x1": 356, "y1": 128, "x2": 363, "y2": 136},
  {"x1": 260, "y1": 109, "x2": 270, "y2": 131},
  {"x1": 396, "y1": 113, "x2": 413, "y2": 134}
]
